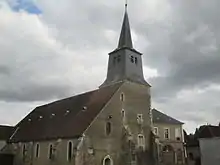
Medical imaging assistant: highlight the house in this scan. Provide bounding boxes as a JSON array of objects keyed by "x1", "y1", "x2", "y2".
[
  {"x1": 186, "y1": 124, "x2": 220, "y2": 165},
  {"x1": 0, "y1": 125, "x2": 14, "y2": 151},
  {"x1": 3, "y1": 4, "x2": 157, "y2": 165},
  {"x1": 199, "y1": 137, "x2": 220, "y2": 165},
  {"x1": 151, "y1": 108, "x2": 186, "y2": 165},
  {"x1": 0, "y1": 125, "x2": 15, "y2": 165}
]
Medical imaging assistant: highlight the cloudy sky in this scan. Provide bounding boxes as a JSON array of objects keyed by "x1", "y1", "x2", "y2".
[{"x1": 1, "y1": 0, "x2": 220, "y2": 133}]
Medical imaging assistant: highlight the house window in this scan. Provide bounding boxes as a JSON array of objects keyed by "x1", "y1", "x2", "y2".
[
  {"x1": 164, "y1": 128, "x2": 170, "y2": 139},
  {"x1": 67, "y1": 141, "x2": 73, "y2": 162},
  {"x1": 35, "y1": 143, "x2": 40, "y2": 158},
  {"x1": 175, "y1": 128, "x2": 181, "y2": 140},
  {"x1": 48, "y1": 144, "x2": 53, "y2": 159},
  {"x1": 130, "y1": 56, "x2": 134, "y2": 63},
  {"x1": 106, "y1": 122, "x2": 111, "y2": 136},
  {"x1": 154, "y1": 127, "x2": 158, "y2": 135},
  {"x1": 137, "y1": 114, "x2": 143, "y2": 124},
  {"x1": 137, "y1": 134, "x2": 145, "y2": 149}
]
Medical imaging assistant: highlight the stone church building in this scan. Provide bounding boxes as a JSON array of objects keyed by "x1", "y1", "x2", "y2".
[{"x1": 1, "y1": 5, "x2": 176, "y2": 165}]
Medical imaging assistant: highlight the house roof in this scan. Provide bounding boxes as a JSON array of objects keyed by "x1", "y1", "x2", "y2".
[
  {"x1": 0, "y1": 125, "x2": 14, "y2": 141},
  {"x1": 197, "y1": 125, "x2": 220, "y2": 139},
  {"x1": 186, "y1": 125, "x2": 220, "y2": 147},
  {"x1": 10, "y1": 83, "x2": 122, "y2": 143},
  {"x1": 152, "y1": 108, "x2": 184, "y2": 125}
]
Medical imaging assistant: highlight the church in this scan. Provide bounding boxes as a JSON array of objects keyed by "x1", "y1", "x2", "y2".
[{"x1": 0, "y1": 4, "x2": 185, "y2": 165}]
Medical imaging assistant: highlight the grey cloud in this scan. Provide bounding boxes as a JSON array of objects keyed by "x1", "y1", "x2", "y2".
[
  {"x1": 36, "y1": 1, "x2": 123, "y2": 51},
  {"x1": 134, "y1": 0, "x2": 220, "y2": 100},
  {"x1": 0, "y1": 65, "x2": 11, "y2": 75}
]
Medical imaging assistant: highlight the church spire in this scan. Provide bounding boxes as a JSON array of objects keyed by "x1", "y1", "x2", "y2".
[
  {"x1": 118, "y1": 3, "x2": 133, "y2": 49},
  {"x1": 99, "y1": 3, "x2": 150, "y2": 88}
]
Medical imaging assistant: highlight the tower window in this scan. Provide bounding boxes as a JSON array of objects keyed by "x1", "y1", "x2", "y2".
[
  {"x1": 117, "y1": 55, "x2": 121, "y2": 62},
  {"x1": 67, "y1": 141, "x2": 73, "y2": 162},
  {"x1": 130, "y1": 56, "x2": 134, "y2": 63},
  {"x1": 106, "y1": 122, "x2": 112, "y2": 135},
  {"x1": 135, "y1": 57, "x2": 138, "y2": 64},
  {"x1": 35, "y1": 143, "x2": 40, "y2": 158},
  {"x1": 113, "y1": 57, "x2": 117, "y2": 65}
]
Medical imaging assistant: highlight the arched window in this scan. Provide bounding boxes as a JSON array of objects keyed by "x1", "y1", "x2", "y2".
[
  {"x1": 35, "y1": 143, "x2": 40, "y2": 158},
  {"x1": 48, "y1": 144, "x2": 53, "y2": 159},
  {"x1": 137, "y1": 134, "x2": 145, "y2": 149},
  {"x1": 162, "y1": 145, "x2": 174, "y2": 152},
  {"x1": 189, "y1": 152, "x2": 194, "y2": 160},
  {"x1": 22, "y1": 144, "x2": 26, "y2": 157},
  {"x1": 103, "y1": 155, "x2": 113, "y2": 165},
  {"x1": 67, "y1": 141, "x2": 73, "y2": 162},
  {"x1": 121, "y1": 109, "x2": 125, "y2": 118},
  {"x1": 106, "y1": 122, "x2": 111, "y2": 135},
  {"x1": 120, "y1": 93, "x2": 125, "y2": 101}
]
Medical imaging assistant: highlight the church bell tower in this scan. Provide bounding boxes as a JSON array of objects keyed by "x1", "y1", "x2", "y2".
[{"x1": 100, "y1": 4, "x2": 149, "y2": 88}]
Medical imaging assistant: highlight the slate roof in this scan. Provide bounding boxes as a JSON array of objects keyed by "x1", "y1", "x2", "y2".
[
  {"x1": 118, "y1": 6, "x2": 133, "y2": 49},
  {"x1": 0, "y1": 125, "x2": 14, "y2": 141},
  {"x1": 10, "y1": 83, "x2": 122, "y2": 143},
  {"x1": 152, "y1": 108, "x2": 184, "y2": 125},
  {"x1": 186, "y1": 125, "x2": 220, "y2": 147},
  {"x1": 196, "y1": 125, "x2": 220, "y2": 139}
]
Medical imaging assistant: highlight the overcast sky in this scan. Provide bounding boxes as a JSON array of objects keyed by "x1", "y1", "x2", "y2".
[{"x1": 1, "y1": 0, "x2": 220, "y2": 133}]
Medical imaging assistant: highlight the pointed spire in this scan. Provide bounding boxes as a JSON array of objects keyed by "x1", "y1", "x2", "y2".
[{"x1": 118, "y1": 2, "x2": 133, "y2": 49}]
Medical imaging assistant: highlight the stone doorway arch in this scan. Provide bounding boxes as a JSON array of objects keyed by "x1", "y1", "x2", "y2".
[
  {"x1": 103, "y1": 155, "x2": 113, "y2": 165},
  {"x1": 162, "y1": 145, "x2": 175, "y2": 165}
]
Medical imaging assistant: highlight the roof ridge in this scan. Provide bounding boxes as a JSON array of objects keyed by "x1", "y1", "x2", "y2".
[
  {"x1": 152, "y1": 108, "x2": 183, "y2": 124},
  {"x1": 153, "y1": 108, "x2": 182, "y2": 121},
  {"x1": 37, "y1": 83, "x2": 124, "y2": 109}
]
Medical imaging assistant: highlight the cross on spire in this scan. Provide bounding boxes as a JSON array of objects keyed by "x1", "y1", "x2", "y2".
[{"x1": 125, "y1": 0, "x2": 128, "y2": 8}]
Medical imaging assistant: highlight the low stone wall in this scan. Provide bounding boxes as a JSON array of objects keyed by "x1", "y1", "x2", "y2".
[{"x1": 0, "y1": 153, "x2": 14, "y2": 165}]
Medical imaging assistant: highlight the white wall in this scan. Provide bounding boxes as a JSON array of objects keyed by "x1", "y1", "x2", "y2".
[{"x1": 199, "y1": 138, "x2": 220, "y2": 165}]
